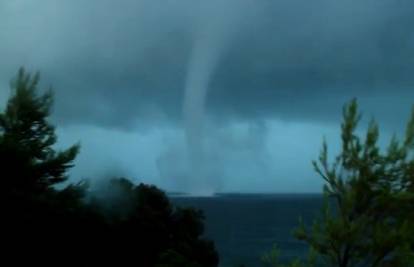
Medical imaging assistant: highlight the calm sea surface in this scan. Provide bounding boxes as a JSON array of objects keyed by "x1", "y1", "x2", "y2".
[{"x1": 172, "y1": 194, "x2": 323, "y2": 267}]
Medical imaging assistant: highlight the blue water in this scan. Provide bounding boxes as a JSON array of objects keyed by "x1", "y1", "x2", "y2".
[{"x1": 172, "y1": 194, "x2": 323, "y2": 267}]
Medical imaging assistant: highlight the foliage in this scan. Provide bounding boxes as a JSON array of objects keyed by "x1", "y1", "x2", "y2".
[
  {"x1": 2, "y1": 68, "x2": 219, "y2": 267},
  {"x1": 0, "y1": 68, "x2": 79, "y2": 195},
  {"x1": 292, "y1": 99, "x2": 414, "y2": 267},
  {"x1": 88, "y1": 178, "x2": 219, "y2": 267},
  {"x1": 260, "y1": 244, "x2": 318, "y2": 267}
]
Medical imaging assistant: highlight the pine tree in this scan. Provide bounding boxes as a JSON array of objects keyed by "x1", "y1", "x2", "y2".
[
  {"x1": 293, "y1": 99, "x2": 414, "y2": 267},
  {"x1": 0, "y1": 68, "x2": 79, "y2": 195},
  {"x1": 1, "y1": 68, "x2": 219, "y2": 267}
]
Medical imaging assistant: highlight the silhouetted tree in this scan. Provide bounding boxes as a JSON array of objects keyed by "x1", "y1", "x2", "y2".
[
  {"x1": 291, "y1": 100, "x2": 414, "y2": 267},
  {"x1": 2, "y1": 69, "x2": 219, "y2": 267},
  {"x1": 260, "y1": 100, "x2": 414, "y2": 267},
  {"x1": 1, "y1": 69, "x2": 88, "y2": 265},
  {"x1": 90, "y1": 178, "x2": 219, "y2": 267},
  {"x1": 0, "y1": 68, "x2": 79, "y2": 196}
]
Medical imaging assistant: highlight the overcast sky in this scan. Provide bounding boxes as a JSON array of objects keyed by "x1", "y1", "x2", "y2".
[{"x1": 1, "y1": 0, "x2": 413, "y2": 193}]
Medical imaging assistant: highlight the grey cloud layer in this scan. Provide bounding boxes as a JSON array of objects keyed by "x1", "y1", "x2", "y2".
[{"x1": 1, "y1": 0, "x2": 413, "y2": 129}]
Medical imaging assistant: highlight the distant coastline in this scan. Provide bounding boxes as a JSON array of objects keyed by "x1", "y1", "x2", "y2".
[{"x1": 168, "y1": 192, "x2": 323, "y2": 198}]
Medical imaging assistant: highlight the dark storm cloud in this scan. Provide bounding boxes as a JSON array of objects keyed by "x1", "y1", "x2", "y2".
[
  {"x1": 3, "y1": 0, "x2": 412, "y2": 193},
  {"x1": 1, "y1": 0, "x2": 413, "y2": 130}
]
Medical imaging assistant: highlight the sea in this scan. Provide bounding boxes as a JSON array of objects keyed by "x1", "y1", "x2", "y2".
[{"x1": 172, "y1": 193, "x2": 324, "y2": 267}]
